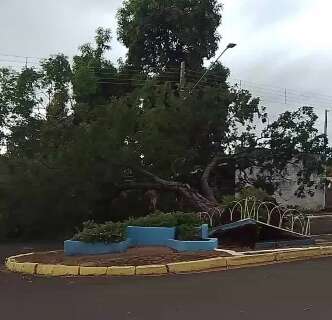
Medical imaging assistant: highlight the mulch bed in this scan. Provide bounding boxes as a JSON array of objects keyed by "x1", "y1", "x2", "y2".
[{"x1": 15, "y1": 247, "x2": 231, "y2": 266}]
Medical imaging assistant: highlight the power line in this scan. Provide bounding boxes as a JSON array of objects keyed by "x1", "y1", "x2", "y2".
[
  {"x1": 0, "y1": 53, "x2": 42, "y2": 61},
  {"x1": 96, "y1": 81, "x2": 178, "y2": 86},
  {"x1": 1, "y1": 53, "x2": 332, "y2": 108},
  {"x1": 0, "y1": 58, "x2": 39, "y2": 65}
]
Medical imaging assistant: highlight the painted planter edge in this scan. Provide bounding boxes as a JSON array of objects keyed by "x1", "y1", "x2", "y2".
[
  {"x1": 64, "y1": 238, "x2": 131, "y2": 256},
  {"x1": 167, "y1": 238, "x2": 218, "y2": 252},
  {"x1": 65, "y1": 224, "x2": 212, "y2": 255},
  {"x1": 127, "y1": 225, "x2": 176, "y2": 246}
]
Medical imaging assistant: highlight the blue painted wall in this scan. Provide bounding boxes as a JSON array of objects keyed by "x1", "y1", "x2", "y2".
[
  {"x1": 127, "y1": 226, "x2": 176, "y2": 246},
  {"x1": 167, "y1": 238, "x2": 218, "y2": 252},
  {"x1": 64, "y1": 239, "x2": 131, "y2": 256}
]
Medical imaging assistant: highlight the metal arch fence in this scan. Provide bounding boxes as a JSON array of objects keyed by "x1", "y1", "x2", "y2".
[{"x1": 199, "y1": 196, "x2": 311, "y2": 236}]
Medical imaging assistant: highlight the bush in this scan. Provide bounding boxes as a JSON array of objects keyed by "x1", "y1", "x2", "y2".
[
  {"x1": 222, "y1": 187, "x2": 275, "y2": 209},
  {"x1": 72, "y1": 220, "x2": 127, "y2": 243},
  {"x1": 127, "y1": 211, "x2": 202, "y2": 241},
  {"x1": 72, "y1": 211, "x2": 203, "y2": 243},
  {"x1": 126, "y1": 212, "x2": 178, "y2": 227},
  {"x1": 176, "y1": 224, "x2": 202, "y2": 241},
  {"x1": 127, "y1": 211, "x2": 201, "y2": 228},
  {"x1": 239, "y1": 187, "x2": 272, "y2": 201}
]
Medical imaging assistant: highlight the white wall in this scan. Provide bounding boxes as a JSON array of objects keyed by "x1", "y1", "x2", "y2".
[{"x1": 235, "y1": 161, "x2": 325, "y2": 211}]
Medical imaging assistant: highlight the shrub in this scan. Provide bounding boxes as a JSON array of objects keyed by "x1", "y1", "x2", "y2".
[
  {"x1": 171, "y1": 211, "x2": 201, "y2": 226},
  {"x1": 222, "y1": 187, "x2": 275, "y2": 209},
  {"x1": 238, "y1": 187, "x2": 272, "y2": 202},
  {"x1": 176, "y1": 224, "x2": 202, "y2": 241},
  {"x1": 72, "y1": 211, "x2": 203, "y2": 243},
  {"x1": 126, "y1": 212, "x2": 178, "y2": 227},
  {"x1": 126, "y1": 211, "x2": 201, "y2": 228},
  {"x1": 72, "y1": 220, "x2": 127, "y2": 243}
]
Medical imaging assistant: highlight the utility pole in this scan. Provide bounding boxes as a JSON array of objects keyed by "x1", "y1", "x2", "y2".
[
  {"x1": 25, "y1": 57, "x2": 28, "y2": 69},
  {"x1": 324, "y1": 109, "x2": 329, "y2": 137},
  {"x1": 324, "y1": 109, "x2": 329, "y2": 209},
  {"x1": 179, "y1": 61, "x2": 186, "y2": 96}
]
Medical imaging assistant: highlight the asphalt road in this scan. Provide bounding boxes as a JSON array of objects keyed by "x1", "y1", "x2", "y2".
[{"x1": 1, "y1": 243, "x2": 332, "y2": 320}]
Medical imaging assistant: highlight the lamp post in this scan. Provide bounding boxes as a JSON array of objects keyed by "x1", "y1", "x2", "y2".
[{"x1": 186, "y1": 43, "x2": 237, "y2": 97}]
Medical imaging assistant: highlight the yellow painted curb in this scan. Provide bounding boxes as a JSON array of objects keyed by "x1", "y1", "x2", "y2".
[
  {"x1": 275, "y1": 247, "x2": 322, "y2": 261},
  {"x1": 107, "y1": 266, "x2": 135, "y2": 276},
  {"x1": 135, "y1": 264, "x2": 168, "y2": 275},
  {"x1": 5, "y1": 259, "x2": 16, "y2": 271},
  {"x1": 227, "y1": 253, "x2": 275, "y2": 267},
  {"x1": 12, "y1": 262, "x2": 37, "y2": 274},
  {"x1": 36, "y1": 264, "x2": 55, "y2": 275},
  {"x1": 36, "y1": 264, "x2": 79, "y2": 276},
  {"x1": 79, "y1": 266, "x2": 107, "y2": 276},
  {"x1": 167, "y1": 257, "x2": 227, "y2": 273},
  {"x1": 320, "y1": 246, "x2": 332, "y2": 256}
]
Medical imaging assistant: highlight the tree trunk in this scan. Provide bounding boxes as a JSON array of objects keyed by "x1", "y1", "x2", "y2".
[
  {"x1": 201, "y1": 155, "x2": 229, "y2": 203},
  {"x1": 120, "y1": 166, "x2": 220, "y2": 213},
  {"x1": 201, "y1": 156, "x2": 220, "y2": 202}
]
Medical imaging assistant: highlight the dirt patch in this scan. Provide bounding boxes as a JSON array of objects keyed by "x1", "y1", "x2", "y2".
[{"x1": 15, "y1": 247, "x2": 230, "y2": 266}]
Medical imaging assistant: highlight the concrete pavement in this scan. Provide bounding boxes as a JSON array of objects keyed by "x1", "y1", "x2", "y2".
[{"x1": 1, "y1": 243, "x2": 332, "y2": 320}]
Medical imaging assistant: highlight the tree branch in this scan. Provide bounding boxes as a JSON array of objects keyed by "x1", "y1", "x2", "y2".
[
  {"x1": 201, "y1": 154, "x2": 229, "y2": 202},
  {"x1": 122, "y1": 165, "x2": 219, "y2": 212}
]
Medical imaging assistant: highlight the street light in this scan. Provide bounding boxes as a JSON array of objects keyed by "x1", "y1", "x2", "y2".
[{"x1": 186, "y1": 42, "x2": 237, "y2": 97}]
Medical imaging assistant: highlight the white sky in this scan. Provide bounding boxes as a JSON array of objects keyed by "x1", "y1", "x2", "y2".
[{"x1": 0, "y1": 0, "x2": 331, "y2": 139}]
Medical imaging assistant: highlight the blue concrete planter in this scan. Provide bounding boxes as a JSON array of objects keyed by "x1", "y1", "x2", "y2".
[
  {"x1": 65, "y1": 224, "x2": 214, "y2": 255},
  {"x1": 167, "y1": 238, "x2": 218, "y2": 252},
  {"x1": 64, "y1": 238, "x2": 131, "y2": 256},
  {"x1": 127, "y1": 226, "x2": 176, "y2": 246},
  {"x1": 167, "y1": 224, "x2": 217, "y2": 252}
]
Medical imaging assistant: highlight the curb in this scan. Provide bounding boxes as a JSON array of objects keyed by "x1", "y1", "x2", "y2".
[{"x1": 6, "y1": 246, "x2": 332, "y2": 277}]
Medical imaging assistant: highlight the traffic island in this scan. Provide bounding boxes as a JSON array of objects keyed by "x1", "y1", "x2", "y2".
[{"x1": 6, "y1": 245, "x2": 332, "y2": 277}]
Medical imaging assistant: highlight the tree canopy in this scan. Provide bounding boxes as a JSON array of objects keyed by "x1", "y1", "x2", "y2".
[{"x1": 117, "y1": 0, "x2": 222, "y2": 73}]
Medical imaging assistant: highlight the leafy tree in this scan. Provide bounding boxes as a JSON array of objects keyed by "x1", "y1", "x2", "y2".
[
  {"x1": 40, "y1": 54, "x2": 72, "y2": 119},
  {"x1": 117, "y1": 0, "x2": 222, "y2": 73},
  {"x1": 72, "y1": 27, "x2": 117, "y2": 104},
  {"x1": 68, "y1": 81, "x2": 327, "y2": 213}
]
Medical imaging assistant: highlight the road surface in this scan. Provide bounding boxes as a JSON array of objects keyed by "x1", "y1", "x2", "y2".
[{"x1": 1, "y1": 243, "x2": 332, "y2": 320}]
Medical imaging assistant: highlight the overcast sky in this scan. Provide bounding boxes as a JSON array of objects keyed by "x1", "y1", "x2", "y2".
[{"x1": 0, "y1": 0, "x2": 331, "y2": 139}]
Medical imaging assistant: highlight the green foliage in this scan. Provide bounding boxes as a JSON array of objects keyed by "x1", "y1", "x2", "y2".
[
  {"x1": 127, "y1": 211, "x2": 201, "y2": 228},
  {"x1": 72, "y1": 212, "x2": 202, "y2": 243},
  {"x1": 72, "y1": 220, "x2": 127, "y2": 243},
  {"x1": 176, "y1": 224, "x2": 202, "y2": 241},
  {"x1": 238, "y1": 187, "x2": 271, "y2": 202},
  {"x1": 221, "y1": 187, "x2": 275, "y2": 213},
  {"x1": 72, "y1": 27, "x2": 117, "y2": 104},
  {"x1": 327, "y1": 161, "x2": 332, "y2": 177},
  {"x1": 126, "y1": 212, "x2": 177, "y2": 227},
  {"x1": 117, "y1": 0, "x2": 222, "y2": 73},
  {"x1": 221, "y1": 194, "x2": 237, "y2": 208}
]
